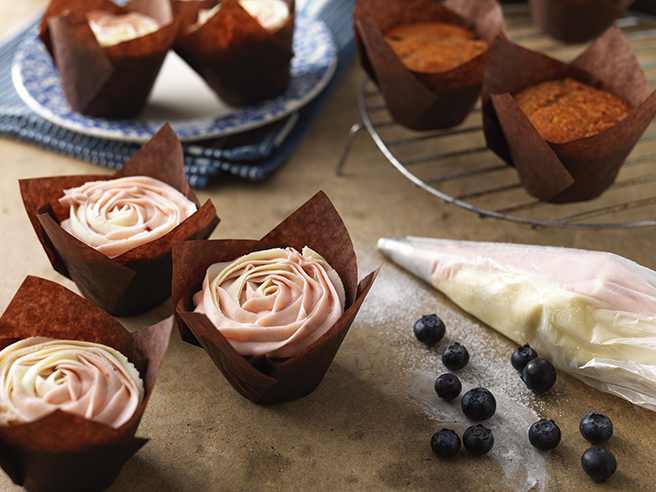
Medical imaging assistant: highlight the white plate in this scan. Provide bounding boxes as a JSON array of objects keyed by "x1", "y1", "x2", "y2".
[{"x1": 11, "y1": 13, "x2": 337, "y2": 142}]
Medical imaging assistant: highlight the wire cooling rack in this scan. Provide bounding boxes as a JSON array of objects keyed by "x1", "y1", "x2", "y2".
[{"x1": 339, "y1": 5, "x2": 656, "y2": 229}]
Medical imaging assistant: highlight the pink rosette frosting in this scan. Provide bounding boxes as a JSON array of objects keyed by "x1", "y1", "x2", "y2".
[
  {"x1": 0, "y1": 337, "x2": 144, "y2": 429},
  {"x1": 197, "y1": 0, "x2": 290, "y2": 32},
  {"x1": 87, "y1": 10, "x2": 161, "y2": 47},
  {"x1": 193, "y1": 246, "x2": 346, "y2": 358},
  {"x1": 59, "y1": 175, "x2": 197, "y2": 258}
]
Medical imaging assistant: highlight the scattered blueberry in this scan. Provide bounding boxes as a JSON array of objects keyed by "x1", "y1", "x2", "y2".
[
  {"x1": 413, "y1": 314, "x2": 446, "y2": 345},
  {"x1": 528, "y1": 419, "x2": 561, "y2": 450},
  {"x1": 434, "y1": 373, "x2": 462, "y2": 400},
  {"x1": 511, "y1": 344, "x2": 538, "y2": 372},
  {"x1": 430, "y1": 428, "x2": 461, "y2": 458},
  {"x1": 463, "y1": 424, "x2": 494, "y2": 455},
  {"x1": 580, "y1": 413, "x2": 613, "y2": 444},
  {"x1": 461, "y1": 387, "x2": 496, "y2": 421},
  {"x1": 521, "y1": 357, "x2": 557, "y2": 394},
  {"x1": 442, "y1": 342, "x2": 470, "y2": 370},
  {"x1": 581, "y1": 446, "x2": 617, "y2": 483}
]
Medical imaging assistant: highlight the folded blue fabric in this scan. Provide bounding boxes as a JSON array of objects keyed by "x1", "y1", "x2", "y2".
[{"x1": 0, "y1": 0, "x2": 355, "y2": 188}]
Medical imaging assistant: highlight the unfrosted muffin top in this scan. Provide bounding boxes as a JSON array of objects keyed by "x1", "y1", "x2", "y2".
[
  {"x1": 384, "y1": 22, "x2": 488, "y2": 73},
  {"x1": 513, "y1": 78, "x2": 633, "y2": 144}
]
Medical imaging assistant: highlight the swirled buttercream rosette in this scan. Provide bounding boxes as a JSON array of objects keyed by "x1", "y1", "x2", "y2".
[
  {"x1": 174, "y1": 0, "x2": 295, "y2": 106},
  {"x1": 172, "y1": 191, "x2": 380, "y2": 403},
  {"x1": 0, "y1": 338, "x2": 144, "y2": 429},
  {"x1": 354, "y1": 0, "x2": 506, "y2": 130},
  {"x1": 59, "y1": 175, "x2": 198, "y2": 259},
  {"x1": 193, "y1": 246, "x2": 347, "y2": 358},
  {"x1": 0, "y1": 276, "x2": 173, "y2": 492},
  {"x1": 39, "y1": 0, "x2": 180, "y2": 118},
  {"x1": 19, "y1": 124, "x2": 220, "y2": 316}
]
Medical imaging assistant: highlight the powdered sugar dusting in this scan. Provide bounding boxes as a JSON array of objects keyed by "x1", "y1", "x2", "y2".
[
  {"x1": 410, "y1": 371, "x2": 550, "y2": 491},
  {"x1": 361, "y1": 263, "x2": 569, "y2": 491}
]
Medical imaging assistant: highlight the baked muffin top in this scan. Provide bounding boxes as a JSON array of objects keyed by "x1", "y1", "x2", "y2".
[
  {"x1": 513, "y1": 77, "x2": 633, "y2": 143},
  {"x1": 384, "y1": 22, "x2": 488, "y2": 73}
]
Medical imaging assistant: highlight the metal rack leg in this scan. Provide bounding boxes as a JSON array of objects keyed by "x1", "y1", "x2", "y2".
[{"x1": 336, "y1": 123, "x2": 364, "y2": 176}]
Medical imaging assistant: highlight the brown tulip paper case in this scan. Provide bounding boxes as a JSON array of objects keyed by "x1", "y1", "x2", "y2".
[
  {"x1": 482, "y1": 26, "x2": 656, "y2": 204},
  {"x1": 172, "y1": 191, "x2": 380, "y2": 404},
  {"x1": 0, "y1": 276, "x2": 173, "y2": 492},
  {"x1": 174, "y1": 0, "x2": 295, "y2": 107},
  {"x1": 528, "y1": 0, "x2": 634, "y2": 44},
  {"x1": 19, "y1": 124, "x2": 220, "y2": 316},
  {"x1": 39, "y1": 0, "x2": 180, "y2": 119},
  {"x1": 353, "y1": 0, "x2": 506, "y2": 131}
]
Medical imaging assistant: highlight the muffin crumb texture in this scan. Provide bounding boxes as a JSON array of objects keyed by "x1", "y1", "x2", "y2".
[
  {"x1": 513, "y1": 78, "x2": 633, "y2": 143},
  {"x1": 384, "y1": 22, "x2": 488, "y2": 73}
]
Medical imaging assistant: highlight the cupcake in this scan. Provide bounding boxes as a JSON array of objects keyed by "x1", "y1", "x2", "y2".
[
  {"x1": 172, "y1": 191, "x2": 380, "y2": 403},
  {"x1": 354, "y1": 0, "x2": 506, "y2": 130},
  {"x1": 0, "y1": 276, "x2": 172, "y2": 492},
  {"x1": 174, "y1": 0, "x2": 295, "y2": 106},
  {"x1": 39, "y1": 0, "x2": 180, "y2": 118},
  {"x1": 482, "y1": 26, "x2": 656, "y2": 203},
  {"x1": 528, "y1": 0, "x2": 634, "y2": 44},
  {"x1": 19, "y1": 124, "x2": 220, "y2": 316}
]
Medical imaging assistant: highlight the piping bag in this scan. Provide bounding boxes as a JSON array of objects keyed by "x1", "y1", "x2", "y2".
[{"x1": 377, "y1": 236, "x2": 656, "y2": 412}]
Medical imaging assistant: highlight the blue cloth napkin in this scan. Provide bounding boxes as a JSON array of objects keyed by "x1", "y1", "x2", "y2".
[{"x1": 0, "y1": 0, "x2": 355, "y2": 188}]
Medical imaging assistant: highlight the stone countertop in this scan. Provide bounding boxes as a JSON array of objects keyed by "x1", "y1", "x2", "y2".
[{"x1": 1, "y1": 2, "x2": 655, "y2": 491}]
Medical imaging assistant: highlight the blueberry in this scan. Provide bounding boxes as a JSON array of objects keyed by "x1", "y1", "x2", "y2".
[
  {"x1": 461, "y1": 387, "x2": 496, "y2": 421},
  {"x1": 511, "y1": 344, "x2": 538, "y2": 372},
  {"x1": 580, "y1": 413, "x2": 613, "y2": 444},
  {"x1": 463, "y1": 424, "x2": 494, "y2": 455},
  {"x1": 430, "y1": 428, "x2": 461, "y2": 458},
  {"x1": 413, "y1": 314, "x2": 446, "y2": 345},
  {"x1": 521, "y1": 357, "x2": 557, "y2": 394},
  {"x1": 442, "y1": 342, "x2": 469, "y2": 370},
  {"x1": 434, "y1": 373, "x2": 462, "y2": 400},
  {"x1": 581, "y1": 446, "x2": 617, "y2": 483},
  {"x1": 528, "y1": 419, "x2": 561, "y2": 450}
]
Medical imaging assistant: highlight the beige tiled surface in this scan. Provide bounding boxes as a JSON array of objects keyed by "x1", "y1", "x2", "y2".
[{"x1": 1, "y1": 2, "x2": 656, "y2": 491}]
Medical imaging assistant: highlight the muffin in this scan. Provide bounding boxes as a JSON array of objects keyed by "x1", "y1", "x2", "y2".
[
  {"x1": 0, "y1": 276, "x2": 172, "y2": 492},
  {"x1": 39, "y1": 0, "x2": 180, "y2": 118},
  {"x1": 514, "y1": 78, "x2": 633, "y2": 144},
  {"x1": 528, "y1": 0, "x2": 634, "y2": 44},
  {"x1": 172, "y1": 191, "x2": 379, "y2": 403},
  {"x1": 19, "y1": 124, "x2": 220, "y2": 316},
  {"x1": 482, "y1": 27, "x2": 656, "y2": 203},
  {"x1": 174, "y1": 0, "x2": 295, "y2": 106},
  {"x1": 354, "y1": 0, "x2": 506, "y2": 130}
]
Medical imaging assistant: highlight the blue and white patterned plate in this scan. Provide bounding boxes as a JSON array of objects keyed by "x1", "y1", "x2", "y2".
[{"x1": 11, "y1": 13, "x2": 337, "y2": 142}]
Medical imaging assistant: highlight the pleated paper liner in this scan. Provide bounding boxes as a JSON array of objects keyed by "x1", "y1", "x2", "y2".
[
  {"x1": 482, "y1": 26, "x2": 656, "y2": 204},
  {"x1": 353, "y1": 0, "x2": 506, "y2": 130},
  {"x1": 39, "y1": 0, "x2": 180, "y2": 118},
  {"x1": 172, "y1": 191, "x2": 380, "y2": 403},
  {"x1": 174, "y1": 0, "x2": 294, "y2": 107},
  {"x1": 527, "y1": 0, "x2": 634, "y2": 44},
  {"x1": 0, "y1": 276, "x2": 173, "y2": 492},
  {"x1": 19, "y1": 124, "x2": 220, "y2": 316}
]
